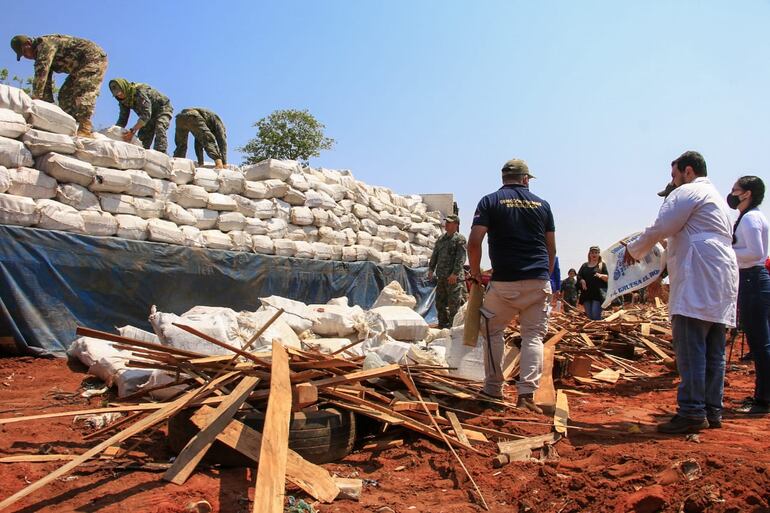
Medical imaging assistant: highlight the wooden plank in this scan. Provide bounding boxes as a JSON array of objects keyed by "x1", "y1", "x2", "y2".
[
  {"x1": 310, "y1": 364, "x2": 401, "y2": 388},
  {"x1": 650, "y1": 323, "x2": 672, "y2": 336},
  {"x1": 534, "y1": 343, "x2": 557, "y2": 406},
  {"x1": 392, "y1": 401, "x2": 438, "y2": 413},
  {"x1": 553, "y1": 390, "x2": 569, "y2": 435},
  {"x1": 189, "y1": 406, "x2": 339, "y2": 503},
  {"x1": 579, "y1": 333, "x2": 595, "y2": 347},
  {"x1": 0, "y1": 373, "x2": 234, "y2": 511},
  {"x1": 253, "y1": 341, "x2": 292, "y2": 513},
  {"x1": 327, "y1": 399, "x2": 405, "y2": 425},
  {"x1": 362, "y1": 438, "x2": 404, "y2": 451},
  {"x1": 497, "y1": 432, "x2": 560, "y2": 454},
  {"x1": 638, "y1": 337, "x2": 673, "y2": 361},
  {"x1": 592, "y1": 368, "x2": 621, "y2": 383},
  {"x1": 603, "y1": 309, "x2": 626, "y2": 323},
  {"x1": 172, "y1": 323, "x2": 271, "y2": 367},
  {"x1": 446, "y1": 411, "x2": 470, "y2": 446},
  {"x1": 164, "y1": 376, "x2": 260, "y2": 485},
  {"x1": 76, "y1": 326, "x2": 204, "y2": 359},
  {"x1": 655, "y1": 297, "x2": 664, "y2": 308},
  {"x1": 641, "y1": 323, "x2": 651, "y2": 336}
]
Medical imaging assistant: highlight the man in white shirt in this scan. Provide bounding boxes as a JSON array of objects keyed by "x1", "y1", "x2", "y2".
[{"x1": 623, "y1": 151, "x2": 738, "y2": 433}]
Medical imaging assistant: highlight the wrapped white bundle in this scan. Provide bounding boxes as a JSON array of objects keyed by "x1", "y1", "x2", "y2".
[
  {"x1": 164, "y1": 202, "x2": 197, "y2": 226},
  {"x1": 0, "y1": 166, "x2": 9, "y2": 193},
  {"x1": 273, "y1": 239, "x2": 296, "y2": 257},
  {"x1": 180, "y1": 225, "x2": 206, "y2": 247},
  {"x1": 99, "y1": 193, "x2": 136, "y2": 215},
  {"x1": 115, "y1": 214, "x2": 148, "y2": 240},
  {"x1": 189, "y1": 208, "x2": 219, "y2": 229},
  {"x1": 133, "y1": 197, "x2": 165, "y2": 219},
  {"x1": 311, "y1": 208, "x2": 329, "y2": 227},
  {"x1": 153, "y1": 179, "x2": 177, "y2": 201},
  {"x1": 175, "y1": 184, "x2": 209, "y2": 208},
  {"x1": 143, "y1": 149, "x2": 172, "y2": 179},
  {"x1": 0, "y1": 84, "x2": 32, "y2": 117},
  {"x1": 147, "y1": 218, "x2": 184, "y2": 245},
  {"x1": 218, "y1": 211, "x2": 246, "y2": 232},
  {"x1": 56, "y1": 183, "x2": 100, "y2": 211},
  {"x1": 232, "y1": 195, "x2": 273, "y2": 218},
  {"x1": 312, "y1": 242, "x2": 334, "y2": 260},
  {"x1": 251, "y1": 235, "x2": 275, "y2": 254},
  {"x1": 265, "y1": 218, "x2": 288, "y2": 238},
  {"x1": 283, "y1": 187, "x2": 306, "y2": 206},
  {"x1": 22, "y1": 129, "x2": 76, "y2": 156},
  {"x1": 244, "y1": 217, "x2": 268, "y2": 235},
  {"x1": 124, "y1": 170, "x2": 156, "y2": 197},
  {"x1": 97, "y1": 125, "x2": 142, "y2": 146},
  {"x1": 217, "y1": 169, "x2": 245, "y2": 194},
  {"x1": 287, "y1": 172, "x2": 310, "y2": 192},
  {"x1": 35, "y1": 199, "x2": 86, "y2": 232},
  {"x1": 0, "y1": 136, "x2": 34, "y2": 168},
  {"x1": 0, "y1": 193, "x2": 39, "y2": 226},
  {"x1": 0, "y1": 108, "x2": 28, "y2": 138},
  {"x1": 294, "y1": 241, "x2": 314, "y2": 259},
  {"x1": 357, "y1": 231, "x2": 372, "y2": 247},
  {"x1": 170, "y1": 157, "x2": 195, "y2": 185},
  {"x1": 242, "y1": 158, "x2": 296, "y2": 181},
  {"x1": 193, "y1": 168, "x2": 219, "y2": 192},
  {"x1": 88, "y1": 169, "x2": 128, "y2": 197},
  {"x1": 273, "y1": 199, "x2": 290, "y2": 220},
  {"x1": 305, "y1": 189, "x2": 336, "y2": 210},
  {"x1": 207, "y1": 192, "x2": 237, "y2": 211},
  {"x1": 36, "y1": 152, "x2": 94, "y2": 187},
  {"x1": 201, "y1": 229, "x2": 232, "y2": 249},
  {"x1": 290, "y1": 206, "x2": 313, "y2": 226},
  {"x1": 7, "y1": 167, "x2": 56, "y2": 199},
  {"x1": 80, "y1": 210, "x2": 117, "y2": 236},
  {"x1": 247, "y1": 179, "x2": 288, "y2": 199},
  {"x1": 229, "y1": 230, "x2": 252, "y2": 251},
  {"x1": 28, "y1": 99, "x2": 77, "y2": 135},
  {"x1": 75, "y1": 138, "x2": 146, "y2": 169}
]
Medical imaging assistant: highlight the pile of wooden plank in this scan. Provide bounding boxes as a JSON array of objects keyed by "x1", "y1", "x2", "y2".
[{"x1": 0, "y1": 312, "x2": 573, "y2": 512}]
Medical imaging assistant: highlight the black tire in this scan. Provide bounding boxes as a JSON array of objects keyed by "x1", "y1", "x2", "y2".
[{"x1": 168, "y1": 407, "x2": 356, "y2": 466}]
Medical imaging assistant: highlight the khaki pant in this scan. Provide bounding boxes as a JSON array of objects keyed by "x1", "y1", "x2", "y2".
[{"x1": 481, "y1": 279, "x2": 551, "y2": 396}]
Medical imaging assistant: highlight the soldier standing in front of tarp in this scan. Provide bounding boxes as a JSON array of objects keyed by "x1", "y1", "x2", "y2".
[
  {"x1": 428, "y1": 214, "x2": 467, "y2": 329},
  {"x1": 10, "y1": 34, "x2": 108, "y2": 138},
  {"x1": 108, "y1": 78, "x2": 173, "y2": 153},
  {"x1": 173, "y1": 107, "x2": 227, "y2": 169}
]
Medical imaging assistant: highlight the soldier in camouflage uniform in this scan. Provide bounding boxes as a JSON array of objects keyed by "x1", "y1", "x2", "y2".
[
  {"x1": 108, "y1": 78, "x2": 173, "y2": 153},
  {"x1": 428, "y1": 214, "x2": 467, "y2": 328},
  {"x1": 174, "y1": 108, "x2": 227, "y2": 169},
  {"x1": 10, "y1": 34, "x2": 108, "y2": 137}
]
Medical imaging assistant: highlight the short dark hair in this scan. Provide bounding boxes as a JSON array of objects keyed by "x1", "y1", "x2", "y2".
[
  {"x1": 736, "y1": 175, "x2": 765, "y2": 208},
  {"x1": 672, "y1": 151, "x2": 707, "y2": 177},
  {"x1": 568, "y1": 268, "x2": 576, "y2": 274}
]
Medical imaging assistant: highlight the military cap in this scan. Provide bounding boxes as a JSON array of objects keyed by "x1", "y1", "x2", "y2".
[
  {"x1": 445, "y1": 214, "x2": 460, "y2": 223},
  {"x1": 10, "y1": 35, "x2": 31, "y2": 61},
  {"x1": 502, "y1": 158, "x2": 536, "y2": 178}
]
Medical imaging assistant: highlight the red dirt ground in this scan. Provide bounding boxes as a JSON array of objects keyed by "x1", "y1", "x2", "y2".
[{"x1": 0, "y1": 355, "x2": 769, "y2": 513}]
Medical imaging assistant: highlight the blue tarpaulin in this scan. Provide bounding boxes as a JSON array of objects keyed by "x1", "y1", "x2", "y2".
[{"x1": 0, "y1": 225, "x2": 435, "y2": 356}]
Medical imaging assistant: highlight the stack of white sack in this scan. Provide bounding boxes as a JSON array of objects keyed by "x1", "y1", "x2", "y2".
[{"x1": 0, "y1": 84, "x2": 443, "y2": 266}]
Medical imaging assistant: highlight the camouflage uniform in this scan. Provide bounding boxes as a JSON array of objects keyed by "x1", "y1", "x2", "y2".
[
  {"x1": 32, "y1": 34, "x2": 107, "y2": 128},
  {"x1": 116, "y1": 85, "x2": 173, "y2": 153},
  {"x1": 174, "y1": 108, "x2": 227, "y2": 165},
  {"x1": 429, "y1": 232, "x2": 467, "y2": 328}
]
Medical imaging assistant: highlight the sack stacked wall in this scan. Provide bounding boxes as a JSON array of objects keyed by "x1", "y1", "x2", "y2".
[{"x1": 0, "y1": 84, "x2": 443, "y2": 267}]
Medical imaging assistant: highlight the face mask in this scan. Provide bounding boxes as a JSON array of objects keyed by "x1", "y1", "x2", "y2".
[{"x1": 726, "y1": 193, "x2": 742, "y2": 210}]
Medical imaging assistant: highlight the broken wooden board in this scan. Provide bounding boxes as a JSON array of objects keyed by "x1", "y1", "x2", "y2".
[
  {"x1": 310, "y1": 364, "x2": 401, "y2": 388},
  {"x1": 497, "y1": 432, "x2": 561, "y2": 454},
  {"x1": 189, "y1": 406, "x2": 339, "y2": 503},
  {"x1": 592, "y1": 368, "x2": 621, "y2": 384},
  {"x1": 638, "y1": 337, "x2": 673, "y2": 361},
  {"x1": 163, "y1": 375, "x2": 260, "y2": 485},
  {"x1": 553, "y1": 390, "x2": 569, "y2": 435},
  {"x1": 253, "y1": 342, "x2": 292, "y2": 513},
  {"x1": 446, "y1": 411, "x2": 470, "y2": 446},
  {"x1": 534, "y1": 344, "x2": 557, "y2": 406}
]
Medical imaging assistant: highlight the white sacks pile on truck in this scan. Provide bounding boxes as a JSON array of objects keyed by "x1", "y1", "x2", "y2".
[
  {"x1": 68, "y1": 281, "x2": 483, "y2": 400},
  {"x1": 0, "y1": 83, "x2": 443, "y2": 266}
]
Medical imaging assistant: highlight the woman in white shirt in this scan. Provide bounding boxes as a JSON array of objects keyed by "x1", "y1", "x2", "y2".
[{"x1": 729, "y1": 176, "x2": 770, "y2": 414}]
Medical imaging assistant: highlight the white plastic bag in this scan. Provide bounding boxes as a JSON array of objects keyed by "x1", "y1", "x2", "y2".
[{"x1": 28, "y1": 99, "x2": 77, "y2": 135}]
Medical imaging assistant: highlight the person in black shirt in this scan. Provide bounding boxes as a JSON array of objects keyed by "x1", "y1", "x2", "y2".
[
  {"x1": 468, "y1": 158, "x2": 556, "y2": 414},
  {"x1": 578, "y1": 246, "x2": 608, "y2": 320}
]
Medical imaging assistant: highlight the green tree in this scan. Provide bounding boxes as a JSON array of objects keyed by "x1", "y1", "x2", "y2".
[
  {"x1": 240, "y1": 109, "x2": 335, "y2": 165},
  {"x1": 0, "y1": 67, "x2": 56, "y2": 95}
]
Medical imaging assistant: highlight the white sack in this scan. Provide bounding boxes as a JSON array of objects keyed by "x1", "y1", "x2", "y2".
[
  {"x1": 0, "y1": 108, "x2": 28, "y2": 138},
  {"x1": 0, "y1": 84, "x2": 32, "y2": 117},
  {"x1": 8, "y1": 167, "x2": 56, "y2": 198},
  {"x1": 201, "y1": 229, "x2": 232, "y2": 249},
  {"x1": 309, "y1": 303, "x2": 366, "y2": 338},
  {"x1": 133, "y1": 197, "x2": 165, "y2": 219},
  {"x1": 372, "y1": 281, "x2": 418, "y2": 309},
  {"x1": 369, "y1": 306, "x2": 428, "y2": 341},
  {"x1": 238, "y1": 309, "x2": 302, "y2": 350},
  {"x1": 218, "y1": 211, "x2": 246, "y2": 232},
  {"x1": 258, "y1": 295, "x2": 317, "y2": 334},
  {"x1": 180, "y1": 225, "x2": 206, "y2": 247},
  {"x1": 251, "y1": 234, "x2": 275, "y2": 254},
  {"x1": 0, "y1": 193, "x2": 39, "y2": 226},
  {"x1": 602, "y1": 234, "x2": 667, "y2": 308},
  {"x1": 28, "y1": 99, "x2": 77, "y2": 135},
  {"x1": 80, "y1": 210, "x2": 118, "y2": 236},
  {"x1": 290, "y1": 206, "x2": 313, "y2": 226},
  {"x1": 143, "y1": 149, "x2": 172, "y2": 179},
  {"x1": 175, "y1": 184, "x2": 209, "y2": 208},
  {"x1": 0, "y1": 136, "x2": 34, "y2": 168},
  {"x1": 115, "y1": 214, "x2": 148, "y2": 240},
  {"x1": 218, "y1": 169, "x2": 245, "y2": 194},
  {"x1": 242, "y1": 158, "x2": 296, "y2": 181},
  {"x1": 98, "y1": 125, "x2": 142, "y2": 146},
  {"x1": 75, "y1": 138, "x2": 146, "y2": 169},
  {"x1": 164, "y1": 202, "x2": 197, "y2": 226},
  {"x1": 266, "y1": 218, "x2": 288, "y2": 238},
  {"x1": 35, "y1": 199, "x2": 86, "y2": 232},
  {"x1": 36, "y1": 152, "x2": 94, "y2": 187},
  {"x1": 189, "y1": 208, "x2": 219, "y2": 229},
  {"x1": 274, "y1": 239, "x2": 296, "y2": 257},
  {"x1": 89, "y1": 167, "x2": 130, "y2": 193},
  {"x1": 193, "y1": 167, "x2": 219, "y2": 192},
  {"x1": 294, "y1": 240, "x2": 314, "y2": 259},
  {"x1": 0, "y1": 166, "x2": 9, "y2": 193},
  {"x1": 99, "y1": 193, "x2": 136, "y2": 215},
  {"x1": 148, "y1": 218, "x2": 185, "y2": 244},
  {"x1": 56, "y1": 183, "x2": 100, "y2": 211},
  {"x1": 150, "y1": 306, "x2": 242, "y2": 356},
  {"x1": 22, "y1": 129, "x2": 75, "y2": 156},
  {"x1": 207, "y1": 192, "x2": 237, "y2": 211},
  {"x1": 124, "y1": 169, "x2": 155, "y2": 197},
  {"x1": 153, "y1": 179, "x2": 177, "y2": 201},
  {"x1": 170, "y1": 158, "x2": 195, "y2": 184},
  {"x1": 229, "y1": 230, "x2": 252, "y2": 251}
]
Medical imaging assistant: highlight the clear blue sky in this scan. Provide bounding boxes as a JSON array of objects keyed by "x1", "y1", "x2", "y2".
[{"x1": 3, "y1": 1, "x2": 769, "y2": 271}]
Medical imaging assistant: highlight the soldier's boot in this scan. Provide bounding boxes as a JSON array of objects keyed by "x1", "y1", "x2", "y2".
[
  {"x1": 77, "y1": 119, "x2": 94, "y2": 138},
  {"x1": 214, "y1": 159, "x2": 224, "y2": 169}
]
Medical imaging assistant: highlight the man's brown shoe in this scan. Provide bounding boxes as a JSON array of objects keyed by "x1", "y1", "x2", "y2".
[{"x1": 517, "y1": 393, "x2": 544, "y2": 414}]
